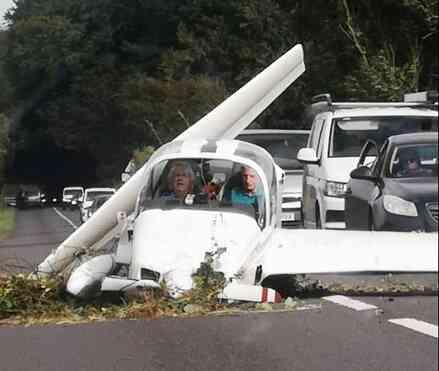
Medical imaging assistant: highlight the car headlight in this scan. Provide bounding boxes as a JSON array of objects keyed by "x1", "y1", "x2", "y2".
[
  {"x1": 324, "y1": 181, "x2": 347, "y2": 197},
  {"x1": 383, "y1": 195, "x2": 418, "y2": 217}
]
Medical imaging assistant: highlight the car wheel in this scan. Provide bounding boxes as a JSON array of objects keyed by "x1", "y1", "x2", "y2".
[{"x1": 369, "y1": 209, "x2": 376, "y2": 231}]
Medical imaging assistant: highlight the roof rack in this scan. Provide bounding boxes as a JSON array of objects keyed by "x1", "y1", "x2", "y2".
[
  {"x1": 309, "y1": 93, "x2": 437, "y2": 112},
  {"x1": 404, "y1": 90, "x2": 438, "y2": 104},
  {"x1": 311, "y1": 93, "x2": 332, "y2": 105}
]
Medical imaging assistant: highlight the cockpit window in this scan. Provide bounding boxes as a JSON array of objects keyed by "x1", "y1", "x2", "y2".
[{"x1": 137, "y1": 158, "x2": 267, "y2": 228}]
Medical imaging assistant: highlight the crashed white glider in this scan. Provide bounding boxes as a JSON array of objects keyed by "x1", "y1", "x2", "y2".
[{"x1": 37, "y1": 44, "x2": 438, "y2": 302}]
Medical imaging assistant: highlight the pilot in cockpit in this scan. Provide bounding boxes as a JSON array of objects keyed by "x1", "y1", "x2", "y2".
[
  {"x1": 161, "y1": 161, "x2": 195, "y2": 201},
  {"x1": 230, "y1": 166, "x2": 262, "y2": 207}
]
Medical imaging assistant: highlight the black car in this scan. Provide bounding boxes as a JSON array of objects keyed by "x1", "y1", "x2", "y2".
[
  {"x1": 345, "y1": 132, "x2": 438, "y2": 232},
  {"x1": 15, "y1": 185, "x2": 46, "y2": 209}
]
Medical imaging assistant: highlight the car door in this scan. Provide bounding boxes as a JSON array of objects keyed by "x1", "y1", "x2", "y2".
[
  {"x1": 302, "y1": 117, "x2": 325, "y2": 228},
  {"x1": 302, "y1": 117, "x2": 325, "y2": 227},
  {"x1": 345, "y1": 141, "x2": 380, "y2": 229}
]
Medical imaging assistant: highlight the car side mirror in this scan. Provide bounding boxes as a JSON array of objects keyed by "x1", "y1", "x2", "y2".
[
  {"x1": 121, "y1": 172, "x2": 131, "y2": 183},
  {"x1": 297, "y1": 148, "x2": 319, "y2": 165},
  {"x1": 350, "y1": 166, "x2": 377, "y2": 181}
]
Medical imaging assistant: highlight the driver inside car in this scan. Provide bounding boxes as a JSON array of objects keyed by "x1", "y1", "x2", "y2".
[{"x1": 396, "y1": 149, "x2": 432, "y2": 177}]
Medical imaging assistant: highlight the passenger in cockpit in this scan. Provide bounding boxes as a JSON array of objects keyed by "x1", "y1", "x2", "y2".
[
  {"x1": 161, "y1": 161, "x2": 195, "y2": 201},
  {"x1": 230, "y1": 166, "x2": 262, "y2": 207}
]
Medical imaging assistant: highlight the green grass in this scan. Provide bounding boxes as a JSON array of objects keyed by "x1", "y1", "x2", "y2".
[{"x1": 0, "y1": 207, "x2": 15, "y2": 240}]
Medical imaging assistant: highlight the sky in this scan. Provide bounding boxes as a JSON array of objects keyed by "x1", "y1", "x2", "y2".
[{"x1": 0, "y1": 0, "x2": 14, "y2": 27}]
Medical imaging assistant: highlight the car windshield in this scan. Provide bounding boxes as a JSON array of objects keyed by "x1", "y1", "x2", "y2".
[
  {"x1": 86, "y1": 191, "x2": 114, "y2": 200},
  {"x1": 237, "y1": 133, "x2": 309, "y2": 170},
  {"x1": 65, "y1": 189, "x2": 83, "y2": 197},
  {"x1": 137, "y1": 158, "x2": 267, "y2": 228},
  {"x1": 388, "y1": 143, "x2": 438, "y2": 178},
  {"x1": 22, "y1": 185, "x2": 41, "y2": 196},
  {"x1": 330, "y1": 116, "x2": 438, "y2": 157},
  {"x1": 95, "y1": 196, "x2": 111, "y2": 208}
]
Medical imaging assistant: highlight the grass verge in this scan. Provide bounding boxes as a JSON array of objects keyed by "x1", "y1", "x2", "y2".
[{"x1": 0, "y1": 207, "x2": 15, "y2": 240}]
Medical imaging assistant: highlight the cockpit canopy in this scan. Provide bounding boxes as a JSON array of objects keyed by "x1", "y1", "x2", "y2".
[
  {"x1": 137, "y1": 158, "x2": 268, "y2": 227},
  {"x1": 135, "y1": 140, "x2": 280, "y2": 229}
]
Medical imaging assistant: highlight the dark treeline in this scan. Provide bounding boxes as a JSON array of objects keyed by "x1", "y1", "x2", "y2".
[{"x1": 0, "y1": 0, "x2": 437, "y2": 187}]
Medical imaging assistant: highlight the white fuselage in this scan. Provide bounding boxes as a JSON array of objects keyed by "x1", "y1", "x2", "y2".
[{"x1": 130, "y1": 208, "x2": 261, "y2": 292}]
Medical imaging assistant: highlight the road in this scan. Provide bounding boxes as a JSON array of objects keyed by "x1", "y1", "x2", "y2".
[
  {"x1": 0, "y1": 207, "x2": 437, "y2": 371},
  {"x1": 0, "y1": 207, "x2": 80, "y2": 273}
]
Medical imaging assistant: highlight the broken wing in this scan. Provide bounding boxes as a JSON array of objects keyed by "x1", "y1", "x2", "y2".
[{"x1": 259, "y1": 230, "x2": 438, "y2": 281}]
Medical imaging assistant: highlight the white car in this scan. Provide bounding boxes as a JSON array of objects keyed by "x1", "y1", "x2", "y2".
[
  {"x1": 79, "y1": 187, "x2": 116, "y2": 223},
  {"x1": 236, "y1": 129, "x2": 310, "y2": 226},
  {"x1": 62, "y1": 186, "x2": 84, "y2": 210},
  {"x1": 298, "y1": 93, "x2": 438, "y2": 229}
]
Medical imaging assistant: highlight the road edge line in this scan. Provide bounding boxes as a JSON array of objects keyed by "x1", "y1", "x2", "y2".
[{"x1": 53, "y1": 207, "x2": 78, "y2": 230}]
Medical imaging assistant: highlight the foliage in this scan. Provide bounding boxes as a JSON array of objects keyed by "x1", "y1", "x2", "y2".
[
  {"x1": 0, "y1": 0, "x2": 437, "y2": 187},
  {"x1": 0, "y1": 265, "x2": 225, "y2": 325},
  {"x1": 343, "y1": 48, "x2": 420, "y2": 100},
  {"x1": 0, "y1": 114, "x2": 9, "y2": 186},
  {"x1": 338, "y1": 0, "x2": 438, "y2": 98},
  {"x1": 120, "y1": 75, "x2": 227, "y2": 143},
  {"x1": 0, "y1": 207, "x2": 15, "y2": 239},
  {"x1": 0, "y1": 274, "x2": 65, "y2": 317},
  {"x1": 132, "y1": 145, "x2": 155, "y2": 169}
]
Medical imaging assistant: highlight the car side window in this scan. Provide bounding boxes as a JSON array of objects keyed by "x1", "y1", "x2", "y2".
[
  {"x1": 372, "y1": 141, "x2": 388, "y2": 176},
  {"x1": 309, "y1": 118, "x2": 324, "y2": 152},
  {"x1": 316, "y1": 120, "x2": 326, "y2": 157}
]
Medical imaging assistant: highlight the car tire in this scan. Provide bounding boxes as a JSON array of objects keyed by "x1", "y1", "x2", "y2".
[{"x1": 369, "y1": 209, "x2": 376, "y2": 231}]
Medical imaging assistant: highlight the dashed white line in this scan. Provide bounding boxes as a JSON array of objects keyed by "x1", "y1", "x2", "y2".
[
  {"x1": 53, "y1": 207, "x2": 78, "y2": 230},
  {"x1": 389, "y1": 318, "x2": 438, "y2": 338},
  {"x1": 323, "y1": 295, "x2": 378, "y2": 311}
]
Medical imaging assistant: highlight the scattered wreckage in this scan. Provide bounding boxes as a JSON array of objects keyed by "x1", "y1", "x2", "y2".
[{"x1": 36, "y1": 44, "x2": 438, "y2": 302}]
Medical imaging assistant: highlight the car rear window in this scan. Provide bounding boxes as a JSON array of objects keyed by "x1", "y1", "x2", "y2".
[{"x1": 237, "y1": 133, "x2": 309, "y2": 170}]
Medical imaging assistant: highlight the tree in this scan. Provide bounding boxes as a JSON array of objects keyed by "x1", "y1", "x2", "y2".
[
  {"x1": 338, "y1": 0, "x2": 438, "y2": 99},
  {"x1": 0, "y1": 114, "x2": 9, "y2": 187}
]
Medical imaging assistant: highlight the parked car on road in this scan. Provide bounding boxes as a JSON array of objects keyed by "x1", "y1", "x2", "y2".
[
  {"x1": 345, "y1": 132, "x2": 438, "y2": 232},
  {"x1": 84, "y1": 194, "x2": 113, "y2": 222},
  {"x1": 79, "y1": 187, "x2": 116, "y2": 223},
  {"x1": 15, "y1": 185, "x2": 46, "y2": 209},
  {"x1": 298, "y1": 92, "x2": 438, "y2": 229},
  {"x1": 236, "y1": 129, "x2": 310, "y2": 226},
  {"x1": 62, "y1": 186, "x2": 84, "y2": 210}
]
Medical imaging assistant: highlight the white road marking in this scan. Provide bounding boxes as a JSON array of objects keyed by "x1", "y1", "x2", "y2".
[
  {"x1": 323, "y1": 295, "x2": 378, "y2": 311},
  {"x1": 389, "y1": 318, "x2": 438, "y2": 338},
  {"x1": 53, "y1": 207, "x2": 78, "y2": 230}
]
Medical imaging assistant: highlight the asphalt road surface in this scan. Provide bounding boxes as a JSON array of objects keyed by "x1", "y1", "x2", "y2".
[
  {"x1": 0, "y1": 207, "x2": 80, "y2": 273},
  {"x1": 0, "y1": 207, "x2": 437, "y2": 371}
]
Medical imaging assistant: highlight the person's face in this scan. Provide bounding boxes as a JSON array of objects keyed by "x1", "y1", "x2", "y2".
[
  {"x1": 242, "y1": 167, "x2": 258, "y2": 193},
  {"x1": 407, "y1": 158, "x2": 419, "y2": 170},
  {"x1": 172, "y1": 166, "x2": 193, "y2": 196}
]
